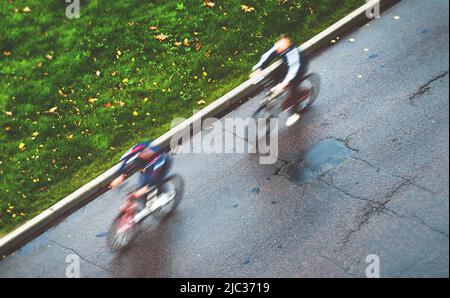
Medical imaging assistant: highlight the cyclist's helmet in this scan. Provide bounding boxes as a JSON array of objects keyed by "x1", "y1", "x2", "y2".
[
  {"x1": 120, "y1": 142, "x2": 150, "y2": 161},
  {"x1": 119, "y1": 141, "x2": 154, "y2": 172}
]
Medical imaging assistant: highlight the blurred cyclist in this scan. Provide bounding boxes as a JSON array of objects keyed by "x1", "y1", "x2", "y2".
[
  {"x1": 251, "y1": 34, "x2": 308, "y2": 126},
  {"x1": 110, "y1": 141, "x2": 172, "y2": 199}
]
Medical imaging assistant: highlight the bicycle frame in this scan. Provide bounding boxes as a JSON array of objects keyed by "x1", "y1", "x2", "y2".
[{"x1": 253, "y1": 71, "x2": 319, "y2": 120}]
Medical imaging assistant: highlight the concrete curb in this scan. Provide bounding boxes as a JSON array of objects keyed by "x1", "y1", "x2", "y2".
[{"x1": 0, "y1": 0, "x2": 400, "y2": 257}]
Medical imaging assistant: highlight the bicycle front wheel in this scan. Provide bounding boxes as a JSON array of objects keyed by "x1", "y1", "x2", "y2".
[{"x1": 297, "y1": 73, "x2": 321, "y2": 112}]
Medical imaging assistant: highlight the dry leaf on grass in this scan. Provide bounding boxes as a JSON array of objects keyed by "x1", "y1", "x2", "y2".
[
  {"x1": 155, "y1": 34, "x2": 169, "y2": 41},
  {"x1": 204, "y1": 1, "x2": 215, "y2": 8},
  {"x1": 241, "y1": 5, "x2": 255, "y2": 13}
]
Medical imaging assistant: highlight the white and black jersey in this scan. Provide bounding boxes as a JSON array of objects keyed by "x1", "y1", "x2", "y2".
[{"x1": 252, "y1": 45, "x2": 302, "y2": 85}]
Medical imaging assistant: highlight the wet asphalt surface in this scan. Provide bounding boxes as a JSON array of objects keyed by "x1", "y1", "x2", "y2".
[{"x1": 0, "y1": 0, "x2": 448, "y2": 277}]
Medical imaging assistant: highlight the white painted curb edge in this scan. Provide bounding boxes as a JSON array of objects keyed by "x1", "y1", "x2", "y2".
[{"x1": 0, "y1": 0, "x2": 399, "y2": 257}]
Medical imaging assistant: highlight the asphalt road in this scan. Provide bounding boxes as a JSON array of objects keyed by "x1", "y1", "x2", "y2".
[{"x1": 0, "y1": 0, "x2": 448, "y2": 278}]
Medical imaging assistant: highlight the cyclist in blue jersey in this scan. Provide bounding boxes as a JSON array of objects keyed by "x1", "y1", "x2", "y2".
[{"x1": 110, "y1": 141, "x2": 172, "y2": 198}]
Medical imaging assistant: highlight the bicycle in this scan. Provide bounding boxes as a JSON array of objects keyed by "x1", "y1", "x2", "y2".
[
  {"x1": 107, "y1": 174, "x2": 184, "y2": 251},
  {"x1": 251, "y1": 70, "x2": 321, "y2": 134}
]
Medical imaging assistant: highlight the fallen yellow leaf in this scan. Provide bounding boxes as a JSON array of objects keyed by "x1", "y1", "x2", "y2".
[
  {"x1": 204, "y1": 0, "x2": 215, "y2": 7},
  {"x1": 155, "y1": 34, "x2": 169, "y2": 42},
  {"x1": 240, "y1": 5, "x2": 255, "y2": 13},
  {"x1": 58, "y1": 89, "x2": 68, "y2": 97}
]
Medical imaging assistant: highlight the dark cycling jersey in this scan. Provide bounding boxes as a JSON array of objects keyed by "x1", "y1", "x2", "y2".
[
  {"x1": 252, "y1": 45, "x2": 302, "y2": 85},
  {"x1": 115, "y1": 141, "x2": 168, "y2": 188}
]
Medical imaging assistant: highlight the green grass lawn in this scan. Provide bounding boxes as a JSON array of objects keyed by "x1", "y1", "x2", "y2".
[{"x1": 0, "y1": 0, "x2": 364, "y2": 234}]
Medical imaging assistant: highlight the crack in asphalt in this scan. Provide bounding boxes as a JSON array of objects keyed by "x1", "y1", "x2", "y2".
[
  {"x1": 224, "y1": 128, "x2": 250, "y2": 143},
  {"x1": 277, "y1": 157, "x2": 290, "y2": 164},
  {"x1": 410, "y1": 213, "x2": 449, "y2": 238},
  {"x1": 409, "y1": 71, "x2": 449, "y2": 105},
  {"x1": 274, "y1": 159, "x2": 292, "y2": 176},
  {"x1": 321, "y1": 166, "x2": 447, "y2": 248},
  {"x1": 49, "y1": 239, "x2": 118, "y2": 276},
  {"x1": 331, "y1": 179, "x2": 410, "y2": 249},
  {"x1": 351, "y1": 156, "x2": 439, "y2": 196},
  {"x1": 398, "y1": 178, "x2": 439, "y2": 196},
  {"x1": 319, "y1": 178, "x2": 378, "y2": 205},
  {"x1": 334, "y1": 133, "x2": 360, "y2": 153},
  {"x1": 383, "y1": 210, "x2": 450, "y2": 240},
  {"x1": 317, "y1": 253, "x2": 355, "y2": 277}
]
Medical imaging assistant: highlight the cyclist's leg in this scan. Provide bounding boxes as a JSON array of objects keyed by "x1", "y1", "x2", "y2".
[
  {"x1": 284, "y1": 74, "x2": 304, "y2": 126},
  {"x1": 282, "y1": 75, "x2": 302, "y2": 113},
  {"x1": 134, "y1": 173, "x2": 152, "y2": 198}
]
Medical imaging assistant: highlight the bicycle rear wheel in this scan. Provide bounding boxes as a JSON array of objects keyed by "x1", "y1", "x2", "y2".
[{"x1": 153, "y1": 174, "x2": 184, "y2": 219}]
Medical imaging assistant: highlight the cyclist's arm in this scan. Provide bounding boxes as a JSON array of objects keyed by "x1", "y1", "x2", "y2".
[
  {"x1": 252, "y1": 46, "x2": 278, "y2": 71},
  {"x1": 109, "y1": 160, "x2": 127, "y2": 189}
]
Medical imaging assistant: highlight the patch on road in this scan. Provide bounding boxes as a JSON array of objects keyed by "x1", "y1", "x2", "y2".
[{"x1": 278, "y1": 138, "x2": 355, "y2": 186}]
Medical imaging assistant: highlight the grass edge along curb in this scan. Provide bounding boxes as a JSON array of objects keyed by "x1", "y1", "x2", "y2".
[{"x1": 0, "y1": 0, "x2": 400, "y2": 257}]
